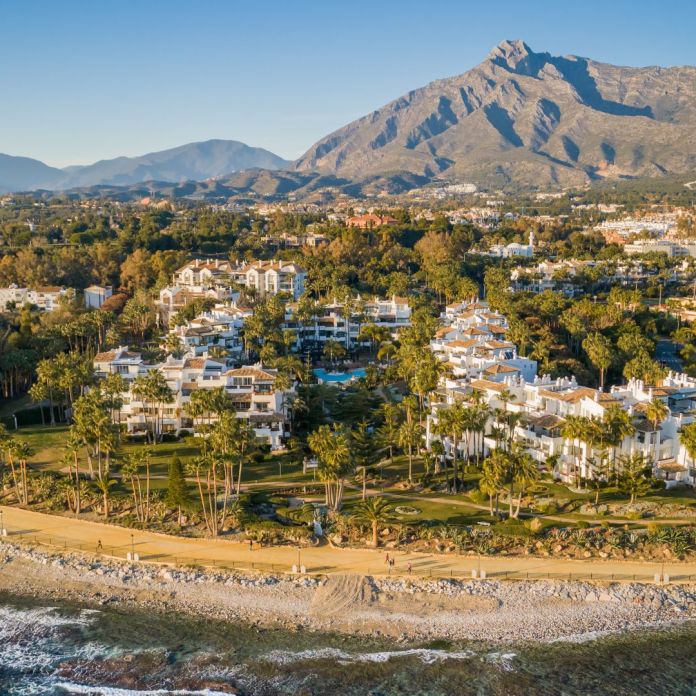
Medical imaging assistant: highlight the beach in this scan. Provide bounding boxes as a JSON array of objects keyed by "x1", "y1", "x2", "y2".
[{"x1": 1, "y1": 539, "x2": 694, "y2": 644}]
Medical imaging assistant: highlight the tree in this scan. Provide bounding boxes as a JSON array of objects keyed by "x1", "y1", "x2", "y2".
[
  {"x1": 323, "y1": 339, "x2": 347, "y2": 364},
  {"x1": 94, "y1": 474, "x2": 117, "y2": 519},
  {"x1": 582, "y1": 332, "x2": 615, "y2": 389},
  {"x1": 509, "y1": 447, "x2": 539, "y2": 518},
  {"x1": 352, "y1": 420, "x2": 377, "y2": 499},
  {"x1": 617, "y1": 453, "x2": 652, "y2": 504},
  {"x1": 132, "y1": 370, "x2": 174, "y2": 444},
  {"x1": 436, "y1": 403, "x2": 467, "y2": 493},
  {"x1": 398, "y1": 419, "x2": 423, "y2": 483},
  {"x1": 166, "y1": 455, "x2": 190, "y2": 527},
  {"x1": 645, "y1": 398, "x2": 669, "y2": 466},
  {"x1": 561, "y1": 415, "x2": 586, "y2": 488},
  {"x1": 479, "y1": 453, "x2": 505, "y2": 517},
  {"x1": 350, "y1": 496, "x2": 396, "y2": 547},
  {"x1": 623, "y1": 350, "x2": 667, "y2": 385},
  {"x1": 377, "y1": 403, "x2": 402, "y2": 468},
  {"x1": 308, "y1": 424, "x2": 353, "y2": 510},
  {"x1": 602, "y1": 406, "x2": 636, "y2": 481}
]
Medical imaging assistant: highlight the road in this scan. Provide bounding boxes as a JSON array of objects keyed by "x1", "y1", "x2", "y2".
[
  {"x1": 656, "y1": 339, "x2": 683, "y2": 372},
  {"x1": 2, "y1": 505, "x2": 694, "y2": 583}
]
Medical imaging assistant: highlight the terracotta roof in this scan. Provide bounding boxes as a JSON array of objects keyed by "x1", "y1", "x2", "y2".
[
  {"x1": 470, "y1": 379, "x2": 508, "y2": 393},
  {"x1": 484, "y1": 364, "x2": 519, "y2": 375},
  {"x1": 531, "y1": 414, "x2": 565, "y2": 430},
  {"x1": 446, "y1": 339, "x2": 479, "y2": 349},
  {"x1": 227, "y1": 367, "x2": 277, "y2": 380},
  {"x1": 94, "y1": 350, "x2": 117, "y2": 362}
]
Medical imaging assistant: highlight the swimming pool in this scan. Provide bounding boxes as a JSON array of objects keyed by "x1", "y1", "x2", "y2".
[{"x1": 313, "y1": 368, "x2": 367, "y2": 383}]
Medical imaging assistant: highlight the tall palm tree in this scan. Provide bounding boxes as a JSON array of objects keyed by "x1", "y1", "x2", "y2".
[
  {"x1": 645, "y1": 398, "x2": 669, "y2": 466},
  {"x1": 350, "y1": 496, "x2": 396, "y2": 547},
  {"x1": 479, "y1": 453, "x2": 505, "y2": 517},
  {"x1": 94, "y1": 474, "x2": 117, "y2": 520},
  {"x1": 602, "y1": 406, "x2": 636, "y2": 482},
  {"x1": 561, "y1": 415, "x2": 586, "y2": 488},
  {"x1": 308, "y1": 424, "x2": 353, "y2": 510},
  {"x1": 398, "y1": 419, "x2": 422, "y2": 483},
  {"x1": 436, "y1": 403, "x2": 467, "y2": 494},
  {"x1": 511, "y1": 449, "x2": 539, "y2": 518}
]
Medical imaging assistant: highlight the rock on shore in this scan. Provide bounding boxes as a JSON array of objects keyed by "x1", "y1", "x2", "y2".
[{"x1": 0, "y1": 541, "x2": 694, "y2": 644}]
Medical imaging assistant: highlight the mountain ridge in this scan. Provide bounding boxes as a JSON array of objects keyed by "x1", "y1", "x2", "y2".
[
  {"x1": 295, "y1": 39, "x2": 696, "y2": 188},
  {"x1": 0, "y1": 139, "x2": 290, "y2": 193}
]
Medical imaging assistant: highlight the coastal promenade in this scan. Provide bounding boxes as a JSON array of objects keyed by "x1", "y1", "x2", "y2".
[{"x1": 3, "y1": 505, "x2": 696, "y2": 582}]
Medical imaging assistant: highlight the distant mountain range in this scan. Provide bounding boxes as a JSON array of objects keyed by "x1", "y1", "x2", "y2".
[
  {"x1": 3, "y1": 41, "x2": 696, "y2": 196},
  {"x1": 296, "y1": 39, "x2": 696, "y2": 189},
  {"x1": 0, "y1": 140, "x2": 289, "y2": 193}
]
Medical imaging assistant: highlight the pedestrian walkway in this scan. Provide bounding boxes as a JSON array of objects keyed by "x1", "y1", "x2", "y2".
[{"x1": 2, "y1": 506, "x2": 694, "y2": 583}]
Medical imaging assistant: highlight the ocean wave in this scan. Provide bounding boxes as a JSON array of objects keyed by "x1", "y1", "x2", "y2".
[
  {"x1": 259, "y1": 646, "x2": 477, "y2": 665},
  {"x1": 55, "y1": 685, "x2": 236, "y2": 696}
]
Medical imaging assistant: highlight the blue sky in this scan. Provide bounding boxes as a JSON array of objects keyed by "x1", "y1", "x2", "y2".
[{"x1": 1, "y1": 0, "x2": 694, "y2": 167}]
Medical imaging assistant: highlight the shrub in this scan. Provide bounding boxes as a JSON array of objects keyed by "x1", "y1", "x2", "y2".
[
  {"x1": 492, "y1": 518, "x2": 530, "y2": 538},
  {"x1": 525, "y1": 518, "x2": 543, "y2": 535},
  {"x1": 575, "y1": 520, "x2": 590, "y2": 529},
  {"x1": 625, "y1": 510, "x2": 643, "y2": 520},
  {"x1": 469, "y1": 490, "x2": 488, "y2": 505}
]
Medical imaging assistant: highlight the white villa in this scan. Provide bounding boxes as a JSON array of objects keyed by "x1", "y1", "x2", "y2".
[
  {"x1": 93, "y1": 349, "x2": 293, "y2": 449},
  {"x1": 166, "y1": 303, "x2": 252, "y2": 360},
  {"x1": 425, "y1": 301, "x2": 696, "y2": 488},
  {"x1": 0, "y1": 285, "x2": 71, "y2": 312}
]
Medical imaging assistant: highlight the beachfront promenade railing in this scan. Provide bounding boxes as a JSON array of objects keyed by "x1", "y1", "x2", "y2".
[{"x1": 3, "y1": 527, "x2": 694, "y2": 584}]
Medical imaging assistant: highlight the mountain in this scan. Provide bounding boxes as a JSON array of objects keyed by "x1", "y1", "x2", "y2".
[
  {"x1": 0, "y1": 140, "x2": 290, "y2": 193},
  {"x1": 0, "y1": 154, "x2": 64, "y2": 192},
  {"x1": 295, "y1": 40, "x2": 696, "y2": 189}
]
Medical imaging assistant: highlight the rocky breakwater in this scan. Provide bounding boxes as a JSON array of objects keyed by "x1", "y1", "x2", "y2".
[{"x1": 0, "y1": 541, "x2": 694, "y2": 643}]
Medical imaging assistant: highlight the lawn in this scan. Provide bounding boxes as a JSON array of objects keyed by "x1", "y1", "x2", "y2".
[{"x1": 10, "y1": 423, "x2": 696, "y2": 528}]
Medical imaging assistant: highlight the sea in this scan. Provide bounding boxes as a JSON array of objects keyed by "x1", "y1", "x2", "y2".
[{"x1": 0, "y1": 592, "x2": 694, "y2": 695}]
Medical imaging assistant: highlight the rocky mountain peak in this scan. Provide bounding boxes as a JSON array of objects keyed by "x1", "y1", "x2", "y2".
[{"x1": 486, "y1": 39, "x2": 549, "y2": 76}]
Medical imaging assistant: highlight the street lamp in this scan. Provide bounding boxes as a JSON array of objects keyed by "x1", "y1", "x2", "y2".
[
  {"x1": 0, "y1": 509, "x2": 5, "y2": 537},
  {"x1": 130, "y1": 533, "x2": 135, "y2": 560}
]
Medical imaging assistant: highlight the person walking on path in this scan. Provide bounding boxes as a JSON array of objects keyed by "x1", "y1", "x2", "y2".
[
  {"x1": 248, "y1": 539, "x2": 253, "y2": 552},
  {"x1": 96, "y1": 540, "x2": 103, "y2": 553}
]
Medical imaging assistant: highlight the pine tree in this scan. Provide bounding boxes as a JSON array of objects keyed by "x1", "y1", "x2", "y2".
[
  {"x1": 166, "y1": 456, "x2": 190, "y2": 527},
  {"x1": 352, "y1": 420, "x2": 377, "y2": 498}
]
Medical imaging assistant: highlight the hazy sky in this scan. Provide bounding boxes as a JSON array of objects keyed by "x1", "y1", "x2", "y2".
[{"x1": 1, "y1": 0, "x2": 694, "y2": 167}]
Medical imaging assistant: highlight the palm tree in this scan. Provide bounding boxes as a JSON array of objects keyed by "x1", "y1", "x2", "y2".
[
  {"x1": 645, "y1": 398, "x2": 669, "y2": 466},
  {"x1": 12, "y1": 441, "x2": 33, "y2": 506},
  {"x1": 561, "y1": 415, "x2": 586, "y2": 487},
  {"x1": 479, "y1": 453, "x2": 505, "y2": 517},
  {"x1": 350, "y1": 496, "x2": 396, "y2": 547},
  {"x1": 602, "y1": 406, "x2": 636, "y2": 482},
  {"x1": 398, "y1": 419, "x2": 422, "y2": 483},
  {"x1": 679, "y1": 422, "x2": 696, "y2": 475},
  {"x1": 437, "y1": 403, "x2": 467, "y2": 494},
  {"x1": 308, "y1": 424, "x2": 353, "y2": 510},
  {"x1": 510, "y1": 449, "x2": 539, "y2": 518},
  {"x1": 94, "y1": 474, "x2": 117, "y2": 519}
]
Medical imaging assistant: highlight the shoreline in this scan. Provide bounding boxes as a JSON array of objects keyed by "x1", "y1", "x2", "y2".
[{"x1": 1, "y1": 539, "x2": 694, "y2": 645}]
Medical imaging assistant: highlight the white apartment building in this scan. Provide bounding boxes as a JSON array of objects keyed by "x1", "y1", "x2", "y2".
[
  {"x1": 0, "y1": 285, "x2": 72, "y2": 312},
  {"x1": 93, "y1": 351, "x2": 293, "y2": 449},
  {"x1": 166, "y1": 304, "x2": 252, "y2": 359},
  {"x1": 230, "y1": 260, "x2": 307, "y2": 300},
  {"x1": 285, "y1": 295, "x2": 412, "y2": 349},
  {"x1": 425, "y1": 301, "x2": 696, "y2": 488}
]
